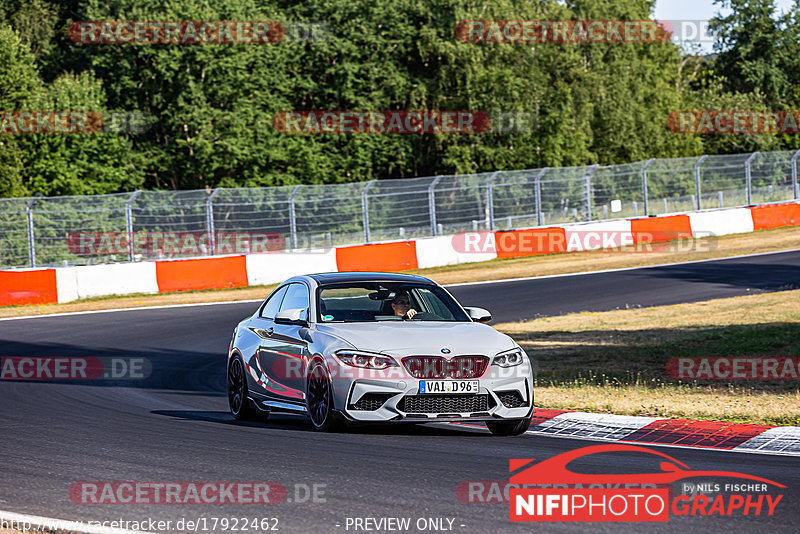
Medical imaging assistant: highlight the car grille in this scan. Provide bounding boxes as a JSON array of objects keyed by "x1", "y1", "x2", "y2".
[
  {"x1": 402, "y1": 356, "x2": 489, "y2": 379},
  {"x1": 399, "y1": 394, "x2": 489, "y2": 414},
  {"x1": 497, "y1": 391, "x2": 526, "y2": 408},
  {"x1": 349, "y1": 393, "x2": 394, "y2": 411}
]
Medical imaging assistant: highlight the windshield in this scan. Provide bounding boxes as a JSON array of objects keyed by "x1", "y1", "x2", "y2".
[{"x1": 317, "y1": 282, "x2": 470, "y2": 323}]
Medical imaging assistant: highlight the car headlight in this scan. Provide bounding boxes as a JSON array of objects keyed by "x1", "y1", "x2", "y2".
[
  {"x1": 493, "y1": 348, "x2": 524, "y2": 367},
  {"x1": 335, "y1": 350, "x2": 398, "y2": 370}
]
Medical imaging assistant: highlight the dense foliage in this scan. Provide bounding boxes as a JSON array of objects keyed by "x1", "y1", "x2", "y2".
[{"x1": 0, "y1": 0, "x2": 798, "y2": 197}]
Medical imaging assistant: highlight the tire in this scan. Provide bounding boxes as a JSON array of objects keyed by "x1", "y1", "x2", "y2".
[
  {"x1": 306, "y1": 359, "x2": 344, "y2": 432},
  {"x1": 486, "y1": 418, "x2": 531, "y2": 436},
  {"x1": 228, "y1": 356, "x2": 263, "y2": 421}
]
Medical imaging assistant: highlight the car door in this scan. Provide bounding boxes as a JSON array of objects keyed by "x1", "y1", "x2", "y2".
[
  {"x1": 246, "y1": 284, "x2": 288, "y2": 400},
  {"x1": 256, "y1": 282, "x2": 310, "y2": 403}
]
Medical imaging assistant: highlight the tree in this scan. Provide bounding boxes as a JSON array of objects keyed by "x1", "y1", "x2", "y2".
[
  {"x1": 17, "y1": 71, "x2": 145, "y2": 195},
  {"x1": 0, "y1": 25, "x2": 43, "y2": 197}
]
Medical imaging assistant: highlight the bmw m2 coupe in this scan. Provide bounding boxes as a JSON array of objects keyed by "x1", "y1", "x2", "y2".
[{"x1": 227, "y1": 272, "x2": 533, "y2": 435}]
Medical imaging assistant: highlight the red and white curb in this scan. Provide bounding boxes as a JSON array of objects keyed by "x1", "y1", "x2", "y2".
[{"x1": 524, "y1": 409, "x2": 800, "y2": 455}]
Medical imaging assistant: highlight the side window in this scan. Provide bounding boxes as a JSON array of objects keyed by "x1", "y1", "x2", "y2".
[
  {"x1": 279, "y1": 283, "x2": 310, "y2": 320},
  {"x1": 260, "y1": 285, "x2": 288, "y2": 318}
]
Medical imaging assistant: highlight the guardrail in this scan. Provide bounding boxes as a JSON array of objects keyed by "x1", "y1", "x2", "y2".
[
  {"x1": 3, "y1": 201, "x2": 798, "y2": 307},
  {"x1": 1, "y1": 149, "x2": 798, "y2": 268}
]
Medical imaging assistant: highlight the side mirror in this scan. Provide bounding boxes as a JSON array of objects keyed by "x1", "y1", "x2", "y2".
[
  {"x1": 464, "y1": 306, "x2": 492, "y2": 323},
  {"x1": 274, "y1": 308, "x2": 309, "y2": 326}
]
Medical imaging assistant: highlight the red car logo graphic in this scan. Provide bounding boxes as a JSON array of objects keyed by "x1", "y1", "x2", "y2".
[{"x1": 510, "y1": 444, "x2": 786, "y2": 487}]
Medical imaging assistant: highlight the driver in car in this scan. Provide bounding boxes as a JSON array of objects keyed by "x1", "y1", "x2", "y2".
[{"x1": 390, "y1": 292, "x2": 417, "y2": 319}]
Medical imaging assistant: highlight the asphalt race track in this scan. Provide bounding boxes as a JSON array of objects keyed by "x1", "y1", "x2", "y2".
[
  {"x1": 2, "y1": 250, "x2": 800, "y2": 533},
  {"x1": 447, "y1": 249, "x2": 800, "y2": 323}
]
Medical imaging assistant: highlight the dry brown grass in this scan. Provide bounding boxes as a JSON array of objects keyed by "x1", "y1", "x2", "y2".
[
  {"x1": 1, "y1": 225, "x2": 798, "y2": 318},
  {"x1": 534, "y1": 385, "x2": 800, "y2": 425},
  {"x1": 495, "y1": 290, "x2": 800, "y2": 425}
]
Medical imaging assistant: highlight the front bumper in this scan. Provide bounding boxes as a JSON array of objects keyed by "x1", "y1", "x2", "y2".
[{"x1": 340, "y1": 374, "x2": 533, "y2": 422}]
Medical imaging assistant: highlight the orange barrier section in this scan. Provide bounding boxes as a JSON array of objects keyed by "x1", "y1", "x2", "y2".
[
  {"x1": 155, "y1": 256, "x2": 248, "y2": 293},
  {"x1": 0, "y1": 269, "x2": 58, "y2": 306},
  {"x1": 494, "y1": 227, "x2": 567, "y2": 259},
  {"x1": 335, "y1": 242, "x2": 418, "y2": 272},
  {"x1": 750, "y1": 202, "x2": 800, "y2": 231},
  {"x1": 630, "y1": 215, "x2": 692, "y2": 244}
]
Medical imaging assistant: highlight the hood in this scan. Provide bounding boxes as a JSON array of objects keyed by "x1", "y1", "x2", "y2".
[{"x1": 315, "y1": 321, "x2": 516, "y2": 357}]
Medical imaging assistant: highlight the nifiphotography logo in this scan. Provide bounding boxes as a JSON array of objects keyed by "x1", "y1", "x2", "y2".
[{"x1": 508, "y1": 444, "x2": 785, "y2": 522}]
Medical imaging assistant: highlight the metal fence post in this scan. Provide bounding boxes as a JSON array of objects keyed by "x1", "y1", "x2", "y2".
[
  {"x1": 535, "y1": 168, "x2": 548, "y2": 226},
  {"x1": 125, "y1": 190, "x2": 142, "y2": 262},
  {"x1": 361, "y1": 180, "x2": 376, "y2": 243},
  {"x1": 206, "y1": 187, "x2": 222, "y2": 255},
  {"x1": 583, "y1": 164, "x2": 598, "y2": 221},
  {"x1": 428, "y1": 175, "x2": 442, "y2": 236},
  {"x1": 694, "y1": 155, "x2": 707, "y2": 210},
  {"x1": 289, "y1": 185, "x2": 302, "y2": 249},
  {"x1": 486, "y1": 171, "x2": 500, "y2": 231},
  {"x1": 791, "y1": 149, "x2": 800, "y2": 200},
  {"x1": 26, "y1": 194, "x2": 42, "y2": 268},
  {"x1": 641, "y1": 158, "x2": 656, "y2": 216},
  {"x1": 744, "y1": 152, "x2": 758, "y2": 205}
]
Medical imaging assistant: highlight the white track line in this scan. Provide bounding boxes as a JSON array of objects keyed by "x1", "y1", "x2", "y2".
[
  {"x1": 0, "y1": 299, "x2": 262, "y2": 322},
  {"x1": 0, "y1": 510, "x2": 153, "y2": 534},
  {"x1": 3, "y1": 248, "x2": 799, "y2": 322}
]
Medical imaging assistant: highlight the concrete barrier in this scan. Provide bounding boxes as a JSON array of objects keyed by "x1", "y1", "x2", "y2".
[
  {"x1": 55, "y1": 262, "x2": 159, "y2": 302},
  {"x1": 688, "y1": 207, "x2": 754, "y2": 237},
  {"x1": 245, "y1": 249, "x2": 338, "y2": 286}
]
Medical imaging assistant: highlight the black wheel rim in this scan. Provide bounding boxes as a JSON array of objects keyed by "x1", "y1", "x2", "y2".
[
  {"x1": 228, "y1": 358, "x2": 245, "y2": 415},
  {"x1": 307, "y1": 364, "x2": 330, "y2": 427}
]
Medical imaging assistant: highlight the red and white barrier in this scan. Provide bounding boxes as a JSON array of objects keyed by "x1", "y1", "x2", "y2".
[{"x1": 2, "y1": 201, "x2": 799, "y2": 306}]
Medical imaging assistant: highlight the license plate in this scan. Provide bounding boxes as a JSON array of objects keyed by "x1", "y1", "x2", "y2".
[{"x1": 419, "y1": 380, "x2": 479, "y2": 394}]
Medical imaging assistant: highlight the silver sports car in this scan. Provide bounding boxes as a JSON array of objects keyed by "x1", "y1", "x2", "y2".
[{"x1": 227, "y1": 272, "x2": 534, "y2": 435}]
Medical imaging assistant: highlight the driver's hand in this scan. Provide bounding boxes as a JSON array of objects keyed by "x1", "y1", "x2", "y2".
[{"x1": 405, "y1": 308, "x2": 417, "y2": 319}]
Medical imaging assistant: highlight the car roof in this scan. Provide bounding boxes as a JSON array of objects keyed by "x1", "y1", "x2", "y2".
[{"x1": 307, "y1": 272, "x2": 436, "y2": 286}]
